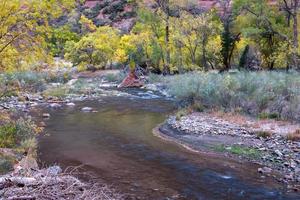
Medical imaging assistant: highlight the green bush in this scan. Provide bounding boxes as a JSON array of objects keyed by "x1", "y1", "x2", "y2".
[
  {"x1": 161, "y1": 71, "x2": 300, "y2": 121},
  {"x1": 103, "y1": 72, "x2": 126, "y2": 83},
  {"x1": 0, "y1": 156, "x2": 14, "y2": 174},
  {"x1": 0, "y1": 118, "x2": 39, "y2": 148},
  {"x1": 0, "y1": 123, "x2": 18, "y2": 148},
  {"x1": 43, "y1": 86, "x2": 69, "y2": 98}
]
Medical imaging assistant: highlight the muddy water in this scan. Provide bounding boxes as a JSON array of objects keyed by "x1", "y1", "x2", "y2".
[{"x1": 38, "y1": 91, "x2": 299, "y2": 200}]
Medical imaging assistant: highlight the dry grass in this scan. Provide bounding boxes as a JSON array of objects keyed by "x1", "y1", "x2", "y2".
[
  {"x1": 286, "y1": 129, "x2": 300, "y2": 141},
  {"x1": 255, "y1": 131, "x2": 272, "y2": 138}
]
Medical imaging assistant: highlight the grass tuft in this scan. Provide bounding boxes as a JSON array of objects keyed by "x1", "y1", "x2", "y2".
[{"x1": 286, "y1": 129, "x2": 300, "y2": 141}]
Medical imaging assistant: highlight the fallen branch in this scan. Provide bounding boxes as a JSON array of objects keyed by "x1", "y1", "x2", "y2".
[{"x1": 0, "y1": 177, "x2": 37, "y2": 186}]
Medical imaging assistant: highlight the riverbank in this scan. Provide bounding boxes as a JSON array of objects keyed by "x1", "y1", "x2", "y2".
[
  {"x1": 0, "y1": 70, "x2": 128, "y2": 199},
  {"x1": 1, "y1": 69, "x2": 300, "y2": 198},
  {"x1": 155, "y1": 111, "x2": 300, "y2": 192}
]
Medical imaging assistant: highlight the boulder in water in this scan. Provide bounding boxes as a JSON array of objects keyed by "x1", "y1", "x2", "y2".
[{"x1": 118, "y1": 72, "x2": 144, "y2": 88}]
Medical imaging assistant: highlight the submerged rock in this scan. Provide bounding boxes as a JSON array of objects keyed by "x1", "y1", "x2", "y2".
[
  {"x1": 81, "y1": 107, "x2": 93, "y2": 112},
  {"x1": 42, "y1": 113, "x2": 50, "y2": 118}
]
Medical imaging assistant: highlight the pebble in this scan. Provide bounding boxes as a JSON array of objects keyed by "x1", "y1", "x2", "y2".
[
  {"x1": 284, "y1": 174, "x2": 294, "y2": 180},
  {"x1": 258, "y1": 167, "x2": 272, "y2": 174},
  {"x1": 274, "y1": 149, "x2": 283, "y2": 157}
]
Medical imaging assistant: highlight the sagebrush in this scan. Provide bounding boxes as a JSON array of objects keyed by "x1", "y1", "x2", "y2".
[{"x1": 162, "y1": 71, "x2": 300, "y2": 121}]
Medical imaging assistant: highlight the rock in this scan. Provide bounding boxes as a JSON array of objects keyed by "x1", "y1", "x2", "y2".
[
  {"x1": 49, "y1": 103, "x2": 61, "y2": 109},
  {"x1": 118, "y1": 72, "x2": 144, "y2": 88},
  {"x1": 42, "y1": 113, "x2": 50, "y2": 118},
  {"x1": 274, "y1": 149, "x2": 283, "y2": 157},
  {"x1": 284, "y1": 174, "x2": 294, "y2": 180},
  {"x1": 45, "y1": 166, "x2": 62, "y2": 176},
  {"x1": 66, "y1": 102, "x2": 75, "y2": 107},
  {"x1": 66, "y1": 79, "x2": 78, "y2": 86},
  {"x1": 258, "y1": 167, "x2": 272, "y2": 174},
  {"x1": 81, "y1": 107, "x2": 93, "y2": 112},
  {"x1": 15, "y1": 155, "x2": 39, "y2": 173}
]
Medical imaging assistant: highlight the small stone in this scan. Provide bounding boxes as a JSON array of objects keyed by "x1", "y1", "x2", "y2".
[
  {"x1": 284, "y1": 174, "x2": 294, "y2": 180},
  {"x1": 258, "y1": 167, "x2": 272, "y2": 174},
  {"x1": 46, "y1": 166, "x2": 62, "y2": 175},
  {"x1": 66, "y1": 102, "x2": 75, "y2": 107},
  {"x1": 49, "y1": 103, "x2": 61, "y2": 109},
  {"x1": 274, "y1": 149, "x2": 283, "y2": 157},
  {"x1": 81, "y1": 107, "x2": 93, "y2": 112}
]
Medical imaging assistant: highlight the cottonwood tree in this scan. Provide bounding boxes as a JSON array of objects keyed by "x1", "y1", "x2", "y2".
[
  {"x1": 153, "y1": 0, "x2": 179, "y2": 74},
  {"x1": 280, "y1": 0, "x2": 299, "y2": 68},
  {"x1": 173, "y1": 11, "x2": 221, "y2": 71},
  {"x1": 233, "y1": 0, "x2": 289, "y2": 69},
  {"x1": 64, "y1": 26, "x2": 120, "y2": 71},
  {"x1": 0, "y1": 0, "x2": 74, "y2": 71}
]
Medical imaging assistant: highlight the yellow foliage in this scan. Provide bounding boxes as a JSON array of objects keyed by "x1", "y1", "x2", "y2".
[
  {"x1": 0, "y1": 0, "x2": 75, "y2": 71},
  {"x1": 79, "y1": 15, "x2": 97, "y2": 33}
]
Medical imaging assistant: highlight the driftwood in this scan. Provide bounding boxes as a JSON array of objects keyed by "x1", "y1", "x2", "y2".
[
  {"x1": 0, "y1": 177, "x2": 37, "y2": 186},
  {"x1": 0, "y1": 166, "x2": 123, "y2": 200},
  {"x1": 7, "y1": 195, "x2": 36, "y2": 200}
]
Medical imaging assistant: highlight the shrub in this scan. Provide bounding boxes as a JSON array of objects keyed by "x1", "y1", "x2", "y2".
[
  {"x1": 103, "y1": 72, "x2": 126, "y2": 83},
  {"x1": 255, "y1": 131, "x2": 272, "y2": 138},
  {"x1": 175, "y1": 109, "x2": 190, "y2": 120},
  {"x1": 0, "y1": 156, "x2": 14, "y2": 174},
  {"x1": 258, "y1": 112, "x2": 280, "y2": 120},
  {"x1": 0, "y1": 117, "x2": 41, "y2": 148},
  {"x1": 43, "y1": 86, "x2": 69, "y2": 98},
  {"x1": 19, "y1": 138, "x2": 38, "y2": 155},
  {"x1": 0, "y1": 123, "x2": 18, "y2": 148},
  {"x1": 162, "y1": 71, "x2": 300, "y2": 122}
]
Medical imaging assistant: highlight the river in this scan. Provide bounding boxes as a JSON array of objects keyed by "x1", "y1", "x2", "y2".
[{"x1": 38, "y1": 89, "x2": 299, "y2": 200}]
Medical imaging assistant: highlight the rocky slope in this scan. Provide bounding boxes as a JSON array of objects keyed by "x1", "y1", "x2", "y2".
[{"x1": 83, "y1": 0, "x2": 137, "y2": 32}]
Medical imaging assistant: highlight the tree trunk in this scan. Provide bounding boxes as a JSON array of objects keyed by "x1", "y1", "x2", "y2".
[
  {"x1": 292, "y1": 0, "x2": 299, "y2": 68},
  {"x1": 201, "y1": 36, "x2": 208, "y2": 71},
  {"x1": 163, "y1": 0, "x2": 171, "y2": 75}
]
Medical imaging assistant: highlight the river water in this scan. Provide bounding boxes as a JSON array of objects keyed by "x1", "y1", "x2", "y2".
[{"x1": 38, "y1": 90, "x2": 299, "y2": 200}]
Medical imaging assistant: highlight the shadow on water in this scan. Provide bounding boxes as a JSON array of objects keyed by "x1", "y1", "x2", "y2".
[{"x1": 38, "y1": 92, "x2": 300, "y2": 200}]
